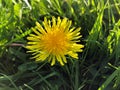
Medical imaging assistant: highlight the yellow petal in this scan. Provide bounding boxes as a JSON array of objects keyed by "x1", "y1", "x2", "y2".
[
  {"x1": 56, "y1": 55, "x2": 64, "y2": 66},
  {"x1": 52, "y1": 16, "x2": 56, "y2": 27},
  {"x1": 43, "y1": 17, "x2": 51, "y2": 32},
  {"x1": 27, "y1": 37, "x2": 40, "y2": 41},
  {"x1": 67, "y1": 51, "x2": 78, "y2": 59},
  {"x1": 32, "y1": 28, "x2": 41, "y2": 36},
  {"x1": 27, "y1": 42, "x2": 38, "y2": 45},
  {"x1": 36, "y1": 22, "x2": 46, "y2": 34},
  {"x1": 51, "y1": 56, "x2": 56, "y2": 66},
  {"x1": 61, "y1": 55, "x2": 67, "y2": 63},
  {"x1": 57, "y1": 17, "x2": 61, "y2": 27},
  {"x1": 35, "y1": 52, "x2": 49, "y2": 61},
  {"x1": 71, "y1": 44, "x2": 84, "y2": 52},
  {"x1": 60, "y1": 18, "x2": 68, "y2": 29}
]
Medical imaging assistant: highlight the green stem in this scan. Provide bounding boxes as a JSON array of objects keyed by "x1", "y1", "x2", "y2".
[{"x1": 75, "y1": 60, "x2": 79, "y2": 90}]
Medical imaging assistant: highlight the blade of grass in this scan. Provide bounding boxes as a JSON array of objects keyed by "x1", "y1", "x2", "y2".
[
  {"x1": 98, "y1": 66, "x2": 120, "y2": 90},
  {"x1": 0, "y1": 73, "x2": 19, "y2": 90}
]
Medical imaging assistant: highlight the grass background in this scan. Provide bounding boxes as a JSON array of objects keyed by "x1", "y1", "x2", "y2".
[{"x1": 0, "y1": 0, "x2": 120, "y2": 90}]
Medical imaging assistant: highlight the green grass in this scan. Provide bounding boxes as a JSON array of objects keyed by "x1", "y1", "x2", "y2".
[{"x1": 0, "y1": 0, "x2": 120, "y2": 90}]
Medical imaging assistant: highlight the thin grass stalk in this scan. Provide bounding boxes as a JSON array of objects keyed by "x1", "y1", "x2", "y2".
[{"x1": 74, "y1": 60, "x2": 79, "y2": 90}]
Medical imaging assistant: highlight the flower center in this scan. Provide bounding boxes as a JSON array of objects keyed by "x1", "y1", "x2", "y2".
[{"x1": 41, "y1": 30, "x2": 68, "y2": 54}]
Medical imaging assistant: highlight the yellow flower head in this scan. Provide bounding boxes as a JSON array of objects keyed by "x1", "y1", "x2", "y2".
[{"x1": 26, "y1": 16, "x2": 84, "y2": 66}]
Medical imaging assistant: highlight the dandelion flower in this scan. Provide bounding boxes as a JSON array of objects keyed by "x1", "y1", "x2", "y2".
[{"x1": 26, "y1": 16, "x2": 84, "y2": 66}]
